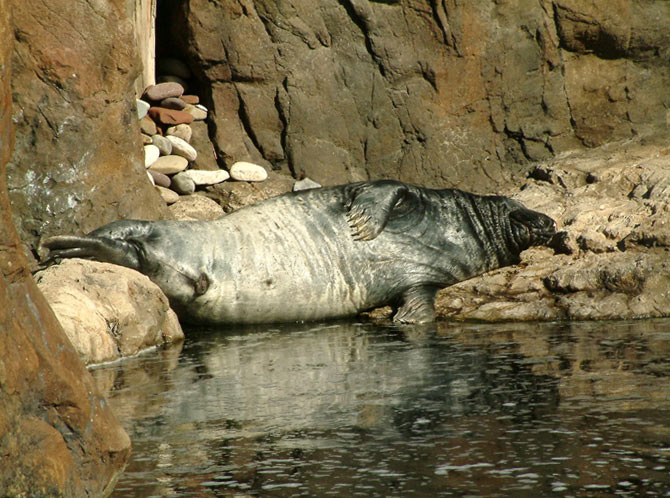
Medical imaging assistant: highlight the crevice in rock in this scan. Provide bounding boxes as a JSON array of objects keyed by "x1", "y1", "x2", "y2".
[
  {"x1": 337, "y1": 0, "x2": 387, "y2": 78},
  {"x1": 275, "y1": 78, "x2": 295, "y2": 178},
  {"x1": 234, "y1": 85, "x2": 264, "y2": 161}
]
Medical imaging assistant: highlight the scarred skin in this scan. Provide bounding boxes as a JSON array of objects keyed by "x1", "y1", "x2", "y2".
[{"x1": 43, "y1": 180, "x2": 556, "y2": 324}]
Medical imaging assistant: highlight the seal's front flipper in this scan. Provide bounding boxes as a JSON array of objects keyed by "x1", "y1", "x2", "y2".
[
  {"x1": 42, "y1": 235, "x2": 141, "y2": 270},
  {"x1": 345, "y1": 180, "x2": 416, "y2": 241},
  {"x1": 393, "y1": 285, "x2": 438, "y2": 324}
]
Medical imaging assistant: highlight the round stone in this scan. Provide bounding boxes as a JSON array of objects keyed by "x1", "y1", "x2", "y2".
[
  {"x1": 143, "y1": 82, "x2": 184, "y2": 102},
  {"x1": 166, "y1": 123, "x2": 192, "y2": 143},
  {"x1": 144, "y1": 144, "x2": 160, "y2": 168},
  {"x1": 181, "y1": 94, "x2": 200, "y2": 105},
  {"x1": 229, "y1": 161, "x2": 268, "y2": 182},
  {"x1": 170, "y1": 172, "x2": 196, "y2": 195},
  {"x1": 140, "y1": 115, "x2": 157, "y2": 136},
  {"x1": 181, "y1": 169, "x2": 230, "y2": 186},
  {"x1": 160, "y1": 97, "x2": 187, "y2": 110},
  {"x1": 141, "y1": 133, "x2": 153, "y2": 145},
  {"x1": 156, "y1": 185, "x2": 179, "y2": 204},
  {"x1": 156, "y1": 75, "x2": 189, "y2": 92},
  {"x1": 184, "y1": 104, "x2": 207, "y2": 121},
  {"x1": 166, "y1": 135, "x2": 197, "y2": 162},
  {"x1": 148, "y1": 169, "x2": 171, "y2": 188},
  {"x1": 136, "y1": 99, "x2": 150, "y2": 120},
  {"x1": 146, "y1": 170, "x2": 155, "y2": 186},
  {"x1": 148, "y1": 155, "x2": 189, "y2": 175},
  {"x1": 151, "y1": 134, "x2": 172, "y2": 156}
]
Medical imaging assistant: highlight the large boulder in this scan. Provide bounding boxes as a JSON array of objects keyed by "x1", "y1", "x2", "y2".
[
  {"x1": 0, "y1": 3, "x2": 131, "y2": 495},
  {"x1": 35, "y1": 259, "x2": 184, "y2": 365},
  {"x1": 7, "y1": 0, "x2": 169, "y2": 264},
  {"x1": 161, "y1": 0, "x2": 669, "y2": 190},
  {"x1": 435, "y1": 136, "x2": 670, "y2": 321}
]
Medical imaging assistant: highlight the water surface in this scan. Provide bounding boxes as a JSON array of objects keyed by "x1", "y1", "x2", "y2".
[{"x1": 93, "y1": 319, "x2": 670, "y2": 497}]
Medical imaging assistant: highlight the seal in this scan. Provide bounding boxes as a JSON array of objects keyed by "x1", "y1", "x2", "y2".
[{"x1": 43, "y1": 180, "x2": 556, "y2": 324}]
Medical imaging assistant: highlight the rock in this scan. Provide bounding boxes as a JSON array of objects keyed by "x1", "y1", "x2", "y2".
[
  {"x1": 148, "y1": 107, "x2": 194, "y2": 126},
  {"x1": 172, "y1": 1, "x2": 670, "y2": 188},
  {"x1": 160, "y1": 97, "x2": 187, "y2": 110},
  {"x1": 205, "y1": 173, "x2": 294, "y2": 213},
  {"x1": 293, "y1": 177, "x2": 321, "y2": 191},
  {"x1": 143, "y1": 82, "x2": 184, "y2": 102},
  {"x1": 148, "y1": 169, "x2": 171, "y2": 188},
  {"x1": 166, "y1": 123, "x2": 193, "y2": 143},
  {"x1": 170, "y1": 172, "x2": 196, "y2": 195},
  {"x1": 144, "y1": 144, "x2": 160, "y2": 167},
  {"x1": 156, "y1": 185, "x2": 180, "y2": 204},
  {"x1": 230, "y1": 161, "x2": 268, "y2": 182},
  {"x1": 169, "y1": 194, "x2": 225, "y2": 221},
  {"x1": 189, "y1": 120, "x2": 219, "y2": 170},
  {"x1": 141, "y1": 133, "x2": 153, "y2": 145},
  {"x1": 434, "y1": 137, "x2": 670, "y2": 322},
  {"x1": 181, "y1": 94, "x2": 200, "y2": 105},
  {"x1": 181, "y1": 169, "x2": 230, "y2": 186},
  {"x1": 156, "y1": 57, "x2": 192, "y2": 80},
  {"x1": 147, "y1": 170, "x2": 155, "y2": 185},
  {"x1": 0, "y1": 7, "x2": 131, "y2": 493},
  {"x1": 148, "y1": 155, "x2": 189, "y2": 175},
  {"x1": 151, "y1": 134, "x2": 173, "y2": 156},
  {"x1": 139, "y1": 115, "x2": 158, "y2": 136},
  {"x1": 166, "y1": 135, "x2": 198, "y2": 161},
  {"x1": 8, "y1": 0, "x2": 169, "y2": 257},
  {"x1": 35, "y1": 259, "x2": 184, "y2": 365},
  {"x1": 156, "y1": 74, "x2": 189, "y2": 92},
  {"x1": 136, "y1": 99, "x2": 150, "y2": 120},
  {"x1": 184, "y1": 103, "x2": 207, "y2": 121}
]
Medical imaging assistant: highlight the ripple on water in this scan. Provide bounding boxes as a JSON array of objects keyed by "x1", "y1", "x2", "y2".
[{"x1": 94, "y1": 319, "x2": 670, "y2": 497}]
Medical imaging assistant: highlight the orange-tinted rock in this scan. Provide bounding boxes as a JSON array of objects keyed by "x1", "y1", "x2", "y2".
[
  {"x1": 149, "y1": 106, "x2": 195, "y2": 126},
  {"x1": 8, "y1": 0, "x2": 168, "y2": 259},
  {"x1": 181, "y1": 94, "x2": 200, "y2": 105},
  {"x1": 0, "y1": 3, "x2": 131, "y2": 494}
]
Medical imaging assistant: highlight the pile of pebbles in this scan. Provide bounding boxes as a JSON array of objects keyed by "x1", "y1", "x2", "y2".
[{"x1": 137, "y1": 57, "x2": 269, "y2": 204}]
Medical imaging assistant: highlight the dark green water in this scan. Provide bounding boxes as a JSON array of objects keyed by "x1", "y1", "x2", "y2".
[{"x1": 93, "y1": 319, "x2": 670, "y2": 497}]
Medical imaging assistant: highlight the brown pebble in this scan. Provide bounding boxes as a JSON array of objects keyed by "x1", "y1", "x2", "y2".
[
  {"x1": 148, "y1": 107, "x2": 194, "y2": 126},
  {"x1": 139, "y1": 115, "x2": 157, "y2": 136},
  {"x1": 181, "y1": 94, "x2": 200, "y2": 105}
]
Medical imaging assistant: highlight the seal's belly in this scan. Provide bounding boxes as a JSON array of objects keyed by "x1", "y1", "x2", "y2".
[{"x1": 185, "y1": 197, "x2": 379, "y2": 323}]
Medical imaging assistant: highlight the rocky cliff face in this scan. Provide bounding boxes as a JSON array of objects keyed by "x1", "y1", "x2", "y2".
[
  {"x1": 7, "y1": 0, "x2": 168, "y2": 261},
  {"x1": 0, "y1": 2, "x2": 131, "y2": 496},
  {"x1": 164, "y1": 0, "x2": 669, "y2": 188}
]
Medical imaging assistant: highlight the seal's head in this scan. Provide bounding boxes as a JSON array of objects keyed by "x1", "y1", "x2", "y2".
[{"x1": 508, "y1": 206, "x2": 557, "y2": 248}]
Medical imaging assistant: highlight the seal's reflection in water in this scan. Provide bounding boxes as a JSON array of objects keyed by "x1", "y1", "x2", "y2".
[{"x1": 94, "y1": 320, "x2": 670, "y2": 497}]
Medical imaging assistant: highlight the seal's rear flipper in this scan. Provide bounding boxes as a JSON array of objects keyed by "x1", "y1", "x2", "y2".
[
  {"x1": 393, "y1": 285, "x2": 438, "y2": 324},
  {"x1": 345, "y1": 180, "x2": 417, "y2": 241},
  {"x1": 42, "y1": 235, "x2": 141, "y2": 270}
]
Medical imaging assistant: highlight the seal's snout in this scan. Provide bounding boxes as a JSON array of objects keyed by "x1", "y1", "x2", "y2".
[{"x1": 510, "y1": 208, "x2": 557, "y2": 246}]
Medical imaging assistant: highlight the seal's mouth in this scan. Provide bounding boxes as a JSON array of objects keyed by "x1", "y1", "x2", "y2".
[{"x1": 509, "y1": 208, "x2": 557, "y2": 246}]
